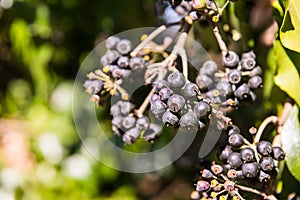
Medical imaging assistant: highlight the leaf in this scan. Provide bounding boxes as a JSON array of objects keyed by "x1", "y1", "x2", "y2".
[
  {"x1": 274, "y1": 41, "x2": 300, "y2": 106},
  {"x1": 281, "y1": 105, "x2": 300, "y2": 183},
  {"x1": 280, "y1": 0, "x2": 300, "y2": 52}
]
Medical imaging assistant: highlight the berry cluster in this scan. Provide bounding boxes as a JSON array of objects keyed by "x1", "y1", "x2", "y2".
[
  {"x1": 191, "y1": 124, "x2": 286, "y2": 200},
  {"x1": 150, "y1": 71, "x2": 211, "y2": 129},
  {"x1": 110, "y1": 100, "x2": 162, "y2": 144},
  {"x1": 84, "y1": 36, "x2": 146, "y2": 104},
  {"x1": 197, "y1": 51, "x2": 263, "y2": 106},
  {"x1": 219, "y1": 126, "x2": 285, "y2": 182}
]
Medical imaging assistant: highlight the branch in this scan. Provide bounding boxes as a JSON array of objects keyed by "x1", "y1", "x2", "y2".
[
  {"x1": 212, "y1": 26, "x2": 228, "y2": 56},
  {"x1": 253, "y1": 116, "x2": 278, "y2": 144},
  {"x1": 235, "y1": 184, "x2": 277, "y2": 200}
]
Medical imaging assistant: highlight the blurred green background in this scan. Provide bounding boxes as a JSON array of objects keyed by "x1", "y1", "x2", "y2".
[{"x1": 0, "y1": 0, "x2": 300, "y2": 199}]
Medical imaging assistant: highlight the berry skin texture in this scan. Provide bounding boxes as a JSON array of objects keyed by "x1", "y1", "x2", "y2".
[
  {"x1": 162, "y1": 110, "x2": 179, "y2": 126},
  {"x1": 240, "y1": 147, "x2": 255, "y2": 162},
  {"x1": 242, "y1": 162, "x2": 259, "y2": 178},
  {"x1": 227, "y1": 152, "x2": 243, "y2": 169},
  {"x1": 222, "y1": 51, "x2": 239, "y2": 68},
  {"x1": 194, "y1": 101, "x2": 211, "y2": 119},
  {"x1": 228, "y1": 133, "x2": 244, "y2": 148},
  {"x1": 260, "y1": 157, "x2": 274, "y2": 172},
  {"x1": 248, "y1": 75, "x2": 263, "y2": 89},
  {"x1": 159, "y1": 87, "x2": 173, "y2": 101},
  {"x1": 117, "y1": 56, "x2": 129, "y2": 68},
  {"x1": 122, "y1": 116, "x2": 136, "y2": 129},
  {"x1": 228, "y1": 69, "x2": 242, "y2": 84},
  {"x1": 183, "y1": 83, "x2": 199, "y2": 98},
  {"x1": 257, "y1": 141, "x2": 273, "y2": 156},
  {"x1": 200, "y1": 60, "x2": 218, "y2": 77},
  {"x1": 272, "y1": 146, "x2": 285, "y2": 161},
  {"x1": 167, "y1": 94, "x2": 185, "y2": 113},
  {"x1": 167, "y1": 71, "x2": 186, "y2": 88},
  {"x1": 234, "y1": 83, "x2": 250, "y2": 100}
]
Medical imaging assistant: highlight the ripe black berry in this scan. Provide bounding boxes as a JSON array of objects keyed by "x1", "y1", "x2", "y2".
[
  {"x1": 136, "y1": 116, "x2": 150, "y2": 131},
  {"x1": 227, "y1": 152, "x2": 243, "y2": 168},
  {"x1": 154, "y1": 80, "x2": 169, "y2": 93},
  {"x1": 123, "y1": 127, "x2": 140, "y2": 144},
  {"x1": 240, "y1": 147, "x2": 255, "y2": 162},
  {"x1": 259, "y1": 170, "x2": 271, "y2": 182},
  {"x1": 240, "y1": 58, "x2": 256, "y2": 70},
  {"x1": 228, "y1": 133, "x2": 244, "y2": 148},
  {"x1": 120, "y1": 101, "x2": 135, "y2": 115},
  {"x1": 272, "y1": 146, "x2": 285, "y2": 161},
  {"x1": 248, "y1": 76, "x2": 263, "y2": 89},
  {"x1": 228, "y1": 69, "x2": 242, "y2": 84},
  {"x1": 196, "y1": 74, "x2": 213, "y2": 91},
  {"x1": 159, "y1": 87, "x2": 173, "y2": 101},
  {"x1": 196, "y1": 180, "x2": 210, "y2": 192},
  {"x1": 257, "y1": 141, "x2": 273, "y2": 156},
  {"x1": 105, "y1": 36, "x2": 120, "y2": 49},
  {"x1": 219, "y1": 145, "x2": 233, "y2": 161},
  {"x1": 227, "y1": 125, "x2": 240, "y2": 136},
  {"x1": 167, "y1": 94, "x2": 185, "y2": 113},
  {"x1": 122, "y1": 116, "x2": 136, "y2": 129},
  {"x1": 150, "y1": 99, "x2": 167, "y2": 115},
  {"x1": 216, "y1": 81, "x2": 232, "y2": 97},
  {"x1": 194, "y1": 101, "x2": 211, "y2": 119},
  {"x1": 222, "y1": 51, "x2": 239, "y2": 68},
  {"x1": 242, "y1": 50, "x2": 256, "y2": 60},
  {"x1": 117, "y1": 56, "x2": 129, "y2": 68},
  {"x1": 242, "y1": 162, "x2": 259, "y2": 178},
  {"x1": 162, "y1": 110, "x2": 179, "y2": 126},
  {"x1": 260, "y1": 156, "x2": 274, "y2": 172},
  {"x1": 183, "y1": 83, "x2": 199, "y2": 98},
  {"x1": 110, "y1": 104, "x2": 121, "y2": 117},
  {"x1": 129, "y1": 57, "x2": 144, "y2": 69},
  {"x1": 179, "y1": 110, "x2": 198, "y2": 128},
  {"x1": 200, "y1": 60, "x2": 218, "y2": 77},
  {"x1": 116, "y1": 39, "x2": 132, "y2": 54},
  {"x1": 167, "y1": 71, "x2": 186, "y2": 88},
  {"x1": 234, "y1": 83, "x2": 250, "y2": 100}
]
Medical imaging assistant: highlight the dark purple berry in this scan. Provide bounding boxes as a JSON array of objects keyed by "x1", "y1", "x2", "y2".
[
  {"x1": 248, "y1": 76, "x2": 263, "y2": 89},
  {"x1": 242, "y1": 50, "x2": 256, "y2": 60},
  {"x1": 234, "y1": 83, "x2": 250, "y2": 100},
  {"x1": 116, "y1": 39, "x2": 132, "y2": 54},
  {"x1": 167, "y1": 94, "x2": 185, "y2": 113},
  {"x1": 216, "y1": 81, "x2": 232, "y2": 97},
  {"x1": 241, "y1": 58, "x2": 256, "y2": 70},
  {"x1": 143, "y1": 123, "x2": 162, "y2": 142},
  {"x1": 228, "y1": 133, "x2": 244, "y2": 148},
  {"x1": 259, "y1": 170, "x2": 271, "y2": 182},
  {"x1": 201, "y1": 169, "x2": 213, "y2": 179},
  {"x1": 150, "y1": 99, "x2": 167, "y2": 115},
  {"x1": 84, "y1": 80, "x2": 103, "y2": 94},
  {"x1": 136, "y1": 116, "x2": 150, "y2": 131},
  {"x1": 159, "y1": 87, "x2": 173, "y2": 101},
  {"x1": 129, "y1": 56, "x2": 144, "y2": 69},
  {"x1": 183, "y1": 83, "x2": 199, "y2": 98},
  {"x1": 240, "y1": 147, "x2": 255, "y2": 162},
  {"x1": 222, "y1": 51, "x2": 239, "y2": 68},
  {"x1": 150, "y1": 94, "x2": 160, "y2": 103},
  {"x1": 105, "y1": 36, "x2": 120, "y2": 49},
  {"x1": 123, "y1": 127, "x2": 140, "y2": 144},
  {"x1": 167, "y1": 71, "x2": 186, "y2": 88},
  {"x1": 260, "y1": 156, "x2": 274, "y2": 172},
  {"x1": 227, "y1": 125, "x2": 240, "y2": 136},
  {"x1": 257, "y1": 141, "x2": 273, "y2": 156},
  {"x1": 228, "y1": 69, "x2": 242, "y2": 84},
  {"x1": 196, "y1": 74, "x2": 213, "y2": 91},
  {"x1": 120, "y1": 101, "x2": 135, "y2": 115},
  {"x1": 242, "y1": 162, "x2": 259, "y2": 178},
  {"x1": 154, "y1": 80, "x2": 169, "y2": 93},
  {"x1": 117, "y1": 56, "x2": 129, "y2": 68},
  {"x1": 112, "y1": 116, "x2": 123, "y2": 128},
  {"x1": 249, "y1": 66, "x2": 262, "y2": 77},
  {"x1": 227, "y1": 152, "x2": 243, "y2": 168},
  {"x1": 272, "y1": 146, "x2": 285, "y2": 161},
  {"x1": 179, "y1": 110, "x2": 198, "y2": 128},
  {"x1": 106, "y1": 50, "x2": 120, "y2": 63},
  {"x1": 200, "y1": 60, "x2": 218, "y2": 77},
  {"x1": 194, "y1": 101, "x2": 211, "y2": 119},
  {"x1": 162, "y1": 110, "x2": 179, "y2": 126},
  {"x1": 122, "y1": 116, "x2": 136, "y2": 129},
  {"x1": 219, "y1": 145, "x2": 233, "y2": 161},
  {"x1": 110, "y1": 104, "x2": 121, "y2": 117}
]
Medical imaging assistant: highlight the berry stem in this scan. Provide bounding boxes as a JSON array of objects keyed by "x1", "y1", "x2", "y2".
[
  {"x1": 235, "y1": 184, "x2": 278, "y2": 200},
  {"x1": 212, "y1": 26, "x2": 228, "y2": 56},
  {"x1": 219, "y1": 0, "x2": 230, "y2": 15},
  {"x1": 253, "y1": 116, "x2": 278, "y2": 144},
  {"x1": 130, "y1": 25, "x2": 167, "y2": 57},
  {"x1": 134, "y1": 87, "x2": 156, "y2": 118}
]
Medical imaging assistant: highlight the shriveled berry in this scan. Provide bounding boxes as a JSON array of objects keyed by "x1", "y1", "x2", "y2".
[
  {"x1": 194, "y1": 101, "x2": 211, "y2": 119},
  {"x1": 234, "y1": 83, "x2": 250, "y2": 100},
  {"x1": 222, "y1": 51, "x2": 239, "y2": 68},
  {"x1": 228, "y1": 133, "x2": 244, "y2": 148},
  {"x1": 183, "y1": 83, "x2": 199, "y2": 98},
  {"x1": 241, "y1": 58, "x2": 256, "y2": 70},
  {"x1": 129, "y1": 57, "x2": 144, "y2": 69},
  {"x1": 120, "y1": 101, "x2": 135, "y2": 115},
  {"x1": 84, "y1": 80, "x2": 103, "y2": 94},
  {"x1": 260, "y1": 156, "x2": 274, "y2": 172},
  {"x1": 179, "y1": 110, "x2": 198, "y2": 128},
  {"x1": 242, "y1": 162, "x2": 259, "y2": 178},
  {"x1": 112, "y1": 116, "x2": 123, "y2": 128},
  {"x1": 150, "y1": 99, "x2": 167, "y2": 115},
  {"x1": 240, "y1": 147, "x2": 255, "y2": 162},
  {"x1": 257, "y1": 141, "x2": 273, "y2": 156},
  {"x1": 272, "y1": 146, "x2": 285, "y2": 161},
  {"x1": 117, "y1": 56, "x2": 129, "y2": 68},
  {"x1": 196, "y1": 74, "x2": 213, "y2": 91},
  {"x1": 200, "y1": 60, "x2": 218, "y2": 77},
  {"x1": 219, "y1": 145, "x2": 233, "y2": 161},
  {"x1": 162, "y1": 110, "x2": 179, "y2": 126},
  {"x1": 248, "y1": 76, "x2": 263, "y2": 89},
  {"x1": 227, "y1": 152, "x2": 243, "y2": 168},
  {"x1": 167, "y1": 71, "x2": 186, "y2": 88},
  {"x1": 196, "y1": 180, "x2": 210, "y2": 192},
  {"x1": 228, "y1": 69, "x2": 242, "y2": 84},
  {"x1": 116, "y1": 39, "x2": 132, "y2": 54},
  {"x1": 167, "y1": 94, "x2": 185, "y2": 113}
]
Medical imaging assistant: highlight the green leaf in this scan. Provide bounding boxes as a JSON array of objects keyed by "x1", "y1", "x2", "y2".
[
  {"x1": 281, "y1": 105, "x2": 300, "y2": 183},
  {"x1": 280, "y1": 0, "x2": 300, "y2": 52},
  {"x1": 274, "y1": 41, "x2": 300, "y2": 106}
]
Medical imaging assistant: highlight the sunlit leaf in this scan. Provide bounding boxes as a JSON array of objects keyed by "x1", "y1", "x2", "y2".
[
  {"x1": 281, "y1": 105, "x2": 300, "y2": 183},
  {"x1": 274, "y1": 41, "x2": 300, "y2": 106},
  {"x1": 280, "y1": 0, "x2": 300, "y2": 52}
]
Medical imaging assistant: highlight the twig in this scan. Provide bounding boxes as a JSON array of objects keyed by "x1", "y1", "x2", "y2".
[
  {"x1": 235, "y1": 184, "x2": 277, "y2": 200},
  {"x1": 253, "y1": 116, "x2": 278, "y2": 144},
  {"x1": 134, "y1": 87, "x2": 155, "y2": 118},
  {"x1": 130, "y1": 25, "x2": 167, "y2": 57},
  {"x1": 212, "y1": 26, "x2": 228, "y2": 56}
]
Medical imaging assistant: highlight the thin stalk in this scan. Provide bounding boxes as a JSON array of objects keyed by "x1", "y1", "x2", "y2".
[
  {"x1": 134, "y1": 87, "x2": 155, "y2": 118},
  {"x1": 212, "y1": 26, "x2": 228, "y2": 56},
  {"x1": 235, "y1": 184, "x2": 278, "y2": 200},
  {"x1": 253, "y1": 116, "x2": 278, "y2": 144}
]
